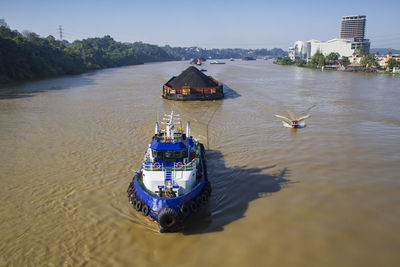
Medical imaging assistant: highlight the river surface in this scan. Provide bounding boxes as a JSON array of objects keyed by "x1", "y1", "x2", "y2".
[{"x1": 1, "y1": 60, "x2": 400, "y2": 266}]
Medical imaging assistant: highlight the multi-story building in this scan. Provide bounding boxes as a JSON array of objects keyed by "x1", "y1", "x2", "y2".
[
  {"x1": 340, "y1": 15, "x2": 370, "y2": 53},
  {"x1": 340, "y1": 15, "x2": 366, "y2": 40}
]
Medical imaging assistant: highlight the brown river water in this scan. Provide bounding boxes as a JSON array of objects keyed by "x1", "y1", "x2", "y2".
[{"x1": 1, "y1": 60, "x2": 400, "y2": 266}]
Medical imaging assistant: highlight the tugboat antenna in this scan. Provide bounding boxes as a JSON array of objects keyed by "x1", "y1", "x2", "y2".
[
  {"x1": 186, "y1": 121, "x2": 190, "y2": 137},
  {"x1": 155, "y1": 122, "x2": 159, "y2": 134}
]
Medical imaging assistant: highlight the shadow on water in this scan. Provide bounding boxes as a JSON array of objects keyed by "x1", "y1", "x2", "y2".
[
  {"x1": 0, "y1": 74, "x2": 96, "y2": 99},
  {"x1": 182, "y1": 149, "x2": 291, "y2": 235},
  {"x1": 223, "y1": 83, "x2": 241, "y2": 99}
]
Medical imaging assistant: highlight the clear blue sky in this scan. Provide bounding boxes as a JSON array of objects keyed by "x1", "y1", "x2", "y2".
[{"x1": 1, "y1": 0, "x2": 399, "y2": 49}]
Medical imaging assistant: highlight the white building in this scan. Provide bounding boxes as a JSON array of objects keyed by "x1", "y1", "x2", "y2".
[
  {"x1": 309, "y1": 38, "x2": 355, "y2": 58},
  {"x1": 289, "y1": 41, "x2": 310, "y2": 61},
  {"x1": 289, "y1": 38, "x2": 369, "y2": 61}
]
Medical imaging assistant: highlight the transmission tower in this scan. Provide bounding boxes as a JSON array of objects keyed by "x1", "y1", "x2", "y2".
[{"x1": 58, "y1": 25, "x2": 63, "y2": 41}]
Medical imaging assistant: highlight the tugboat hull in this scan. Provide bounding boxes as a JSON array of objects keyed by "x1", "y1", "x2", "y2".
[{"x1": 127, "y1": 144, "x2": 210, "y2": 232}]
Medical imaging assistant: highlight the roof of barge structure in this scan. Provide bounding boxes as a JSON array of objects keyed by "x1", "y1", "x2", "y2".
[{"x1": 165, "y1": 66, "x2": 219, "y2": 89}]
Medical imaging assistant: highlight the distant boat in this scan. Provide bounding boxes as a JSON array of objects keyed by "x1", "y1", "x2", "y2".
[
  {"x1": 242, "y1": 56, "x2": 256, "y2": 61},
  {"x1": 190, "y1": 58, "x2": 204, "y2": 65},
  {"x1": 275, "y1": 110, "x2": 310, "y2": 129},
  {"x1": 210, "y1": 60, "x2": 225, "y2": 64}
]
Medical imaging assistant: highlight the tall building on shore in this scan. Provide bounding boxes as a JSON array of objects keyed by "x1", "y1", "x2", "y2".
[
  {"x1": 340, "y1": 15, "x2": 366, "y2": 40},
  {"x1": 339, "y1": 15, "x2": 370, "y2": 53},
  {"x1": 288, "y1": 14, "x2": 370, "y2": 61}
]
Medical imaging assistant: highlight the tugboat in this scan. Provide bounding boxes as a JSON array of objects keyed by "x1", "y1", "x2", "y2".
[
  {"x1": 210, "y1": 60, "x2": 226, "y2": 64},
  {"x1": 127, "y1": 112, "x2": 210, "y2": 232}
]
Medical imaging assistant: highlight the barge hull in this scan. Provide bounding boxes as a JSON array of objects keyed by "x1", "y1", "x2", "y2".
[{"x1": 162, "y1": 93, "x2": 224, "y2": 101}]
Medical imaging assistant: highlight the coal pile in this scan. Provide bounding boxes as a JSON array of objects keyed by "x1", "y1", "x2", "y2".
[{"x1": 166, "y1": 66, "x2": 218, "y2": 89}]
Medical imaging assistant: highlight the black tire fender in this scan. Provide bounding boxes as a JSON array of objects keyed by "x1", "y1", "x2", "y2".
[
  {"x1": 142, "y1": 205, "x2": 150, "y2": 216},
  {"x1": 158, "y1": 208, "x2": 179, "y2": 231},
  {"x1": 180, "y1": 203, "x2": 190, "y2": 217},
  {"x1": 135, "y1": 200, "x2": 143, "y2": 211}
]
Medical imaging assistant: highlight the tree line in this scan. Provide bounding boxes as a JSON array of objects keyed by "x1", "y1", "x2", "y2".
[{"x1": 0, "y1": 21, "x2": 287, "y2": 84}]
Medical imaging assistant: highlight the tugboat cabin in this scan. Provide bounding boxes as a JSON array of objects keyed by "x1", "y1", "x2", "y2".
[{"x1": 141, "y1": 113, "x2": 201, "y2": 197}]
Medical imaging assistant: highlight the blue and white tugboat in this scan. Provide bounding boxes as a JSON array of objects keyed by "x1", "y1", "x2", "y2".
[{"x1": 127, "y1": 112, "x2": 210, "y2": 232}]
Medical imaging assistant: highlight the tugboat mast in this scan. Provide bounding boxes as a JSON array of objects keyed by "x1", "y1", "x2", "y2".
[
  {"x1": 186, "y1": 121, "x2": 190, "y2": 137},
  {"x1": 165, "y1": 111, "x2": 175, "y2": 138}
]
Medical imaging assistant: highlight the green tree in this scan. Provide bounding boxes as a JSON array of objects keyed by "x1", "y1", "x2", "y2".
[
  {"x1": 0, "y1": 18, "x2": 9, "y2": 28},
  {"x1": 310, "y1": 51, "x2": 325, "y2": 67},
  {"x1": 341, "y1": 56, "x2": 350, "y2": 65},
  {"x1": 360, "y1": 54, "x2": 378, "y2": 68},
  {"x1": 278, "y1": 56, "x2": 293, "y2": 65},
  {"x1": 326, "y1": 52, "x2": 340, "y2": 64},
  {"x1": 318, "y1": 56, "x2": 325, "y2": 67},
  {"x1": 295, "y1": 59, "x2": 307, "y2": 67},
  {"x1": 387, "y1": 59, "x2": 400, "y2": 69}
]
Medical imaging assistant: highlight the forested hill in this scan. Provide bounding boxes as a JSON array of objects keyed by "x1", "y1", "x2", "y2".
[
  {"x1": 0, "y1": 27, "x2": 159, "y2": 83},
  {"x1": 0, "y1": 24, "x2": 286, "y2": 84}
]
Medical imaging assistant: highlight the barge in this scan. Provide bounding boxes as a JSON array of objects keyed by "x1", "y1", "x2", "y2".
[{"x1": 162, "y1": 66, "x2": 224, "y2": 101}]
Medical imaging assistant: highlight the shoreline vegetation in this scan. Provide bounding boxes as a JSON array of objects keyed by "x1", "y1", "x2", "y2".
[
  {"x1": 0, "y1": 22, "x2": 286, "y2": 84},
  {"x1": 274, "y1": 51, "x2": 400, "y2": 74}
]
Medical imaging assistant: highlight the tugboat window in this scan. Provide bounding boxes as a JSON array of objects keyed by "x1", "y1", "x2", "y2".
[
  {"x1": 165, "y1": 151, "x2": 174, "y2": 158},
  {"x1": 155, "y1": 150, "x2": 186, "y2": 159}
]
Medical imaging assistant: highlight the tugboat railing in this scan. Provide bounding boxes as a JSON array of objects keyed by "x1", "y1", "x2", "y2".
[{"x1": 142, "y1": 158, "x2": 196, "y2": 171}]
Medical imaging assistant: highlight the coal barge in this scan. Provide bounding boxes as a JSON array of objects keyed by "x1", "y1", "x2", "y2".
[{"x1": 162, "y1": 66, "x2": 224, "y2": 101}]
